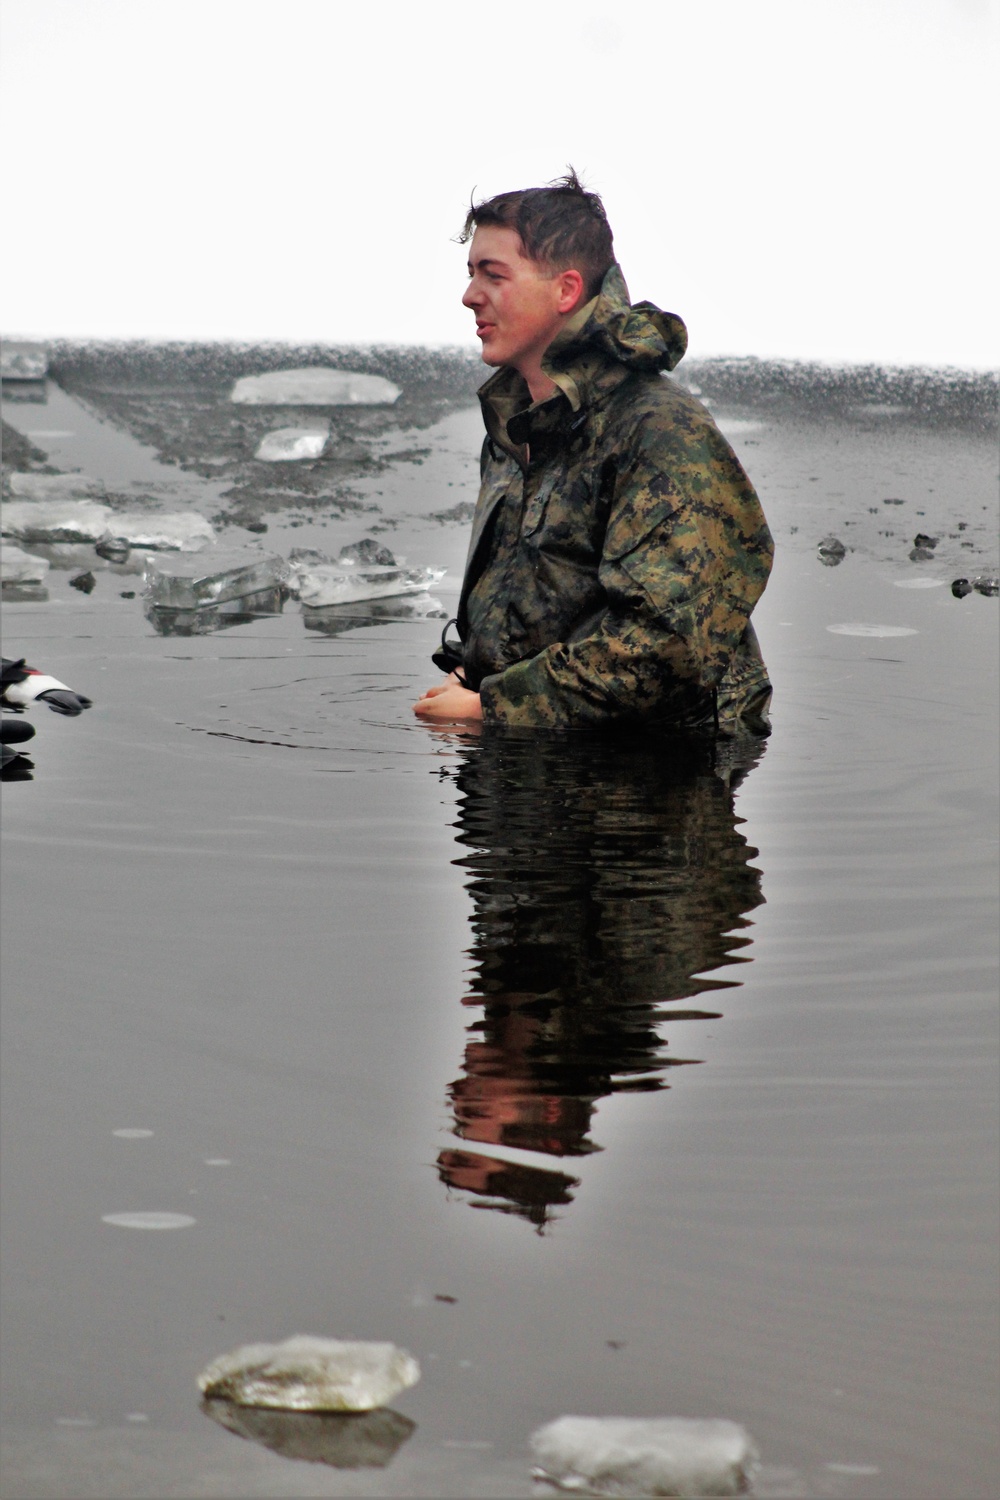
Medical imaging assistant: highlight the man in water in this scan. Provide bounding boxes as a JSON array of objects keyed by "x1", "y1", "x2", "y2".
[{"x1": 413, "y1": 172, "x2": 773, "y2": 732}]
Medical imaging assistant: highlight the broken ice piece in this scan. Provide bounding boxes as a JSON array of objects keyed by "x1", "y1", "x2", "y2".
[
  {"x1": 1, "y1": 341, "x2": 48, "y2": 380},
  {"x1": 201, "y1": 1399, "x2": 416, "y2": 1468},
  {"x1": 530, "y1": 1415, "x2": 760, "y2": 1498},
  {"x1": 144, "y1": 549, "x2": 289, "y2": 609},
  {"x1": 1, "y1": 544, "x2": 50, "y2": 583},
  {"x1": 7, "y1": 471, "x2": 103, "y2": 501},
  {"x1": 339, "y1": 539, "x2": 397, "y2": 567},
  {"x1": 231, "y1": 368, "x2": 401, "y2": 406},
  {"x1": 289, "y1": 563, "x2": 445, "y2": 607},
  {"x1": 1, "y1": 499, "x2": 113, "y2": 543},
  {"x1": 197, "y1": 1336, "x2": 420, "y2": 1412},
  {"x1": 255, "y1": 427, "x2": 329, "y2": 462},
  {"x1": 102, "y1": 512, "x2": 215, "y2": 551},
  {"x1": 973, "y1": 575, "x2": 999, "y2": 596}
]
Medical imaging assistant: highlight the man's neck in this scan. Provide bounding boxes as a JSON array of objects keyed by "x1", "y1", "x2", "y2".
[{"x1": 519, "y1": 358, "x2": 558, "y2": 406}]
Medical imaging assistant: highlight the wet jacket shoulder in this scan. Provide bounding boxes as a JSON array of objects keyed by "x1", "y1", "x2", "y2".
[{"x1": 447, "y1": 265, "x2": 774, "y2": 733}]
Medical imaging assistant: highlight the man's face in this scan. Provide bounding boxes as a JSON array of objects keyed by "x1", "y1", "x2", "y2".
[{"x1": 462, "y1": 225, "x2": 568, "y2": 373}]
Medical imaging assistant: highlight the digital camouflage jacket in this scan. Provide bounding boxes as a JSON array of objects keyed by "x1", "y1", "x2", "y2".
[{"x1": 436, "y1": 265, "x2": 774, "y2": 733}]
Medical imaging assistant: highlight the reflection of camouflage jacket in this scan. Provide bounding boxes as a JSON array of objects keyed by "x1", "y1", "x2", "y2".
[{"x1": 439, "y1": 265, "x2": 773, "y2": 732}]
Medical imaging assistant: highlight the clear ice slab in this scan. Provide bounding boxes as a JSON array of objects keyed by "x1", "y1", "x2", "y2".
[
  {"x1": 530, "y1": 1416, "x2": 760, "y2": 1498},
  {"x1": 144, "y1": 548, "x2": 289, "y2": 609},
  {"x1": 288, "y1": 561, "x2": 445, "y2": 606},
  {"x1": 231, "y1": 368, "x2": 401, "y2": 406},
  {"x1": 197, "y1": 1335, "x2": 420, "y2": 1412}
]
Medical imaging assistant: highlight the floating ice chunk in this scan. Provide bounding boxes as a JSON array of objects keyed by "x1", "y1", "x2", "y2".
[
  {"x1": 255, "y1": 426, "x2": 329, "y2": 462},
  {"x1": 231, "y1": 368, "x2": 401, "y2": 406},
  {"x1": 112, "y1": 1128, "x2": 153, "y2": 1138},
  {"x1": 102, "y1": 1212, "x2": 196, "y2": 1229},
  {"x1": 102, "y1": 512, "x2": 215, "y2": 551},
  {"x1": 2, "y1": 499, "x2": 113, "y2": 543},
  {"x1": 289, "y1": 562, "x2": 445, "y2": 607},
  {"x1": 1, "y1": 341, "x2": 48, "y2": 380},
  {"x1": 973, "y1": 575, "x2": 999, "y2": 596},
  {"x1": 197, "y1": 1335, "x2": 420, "y2": 1412},
  {"x1": 827, "y1": 623, "x2": 918, "y2": 637},
  {"x1": 7, "y1": 471, "x2": 104, "y2": 500},
  {"x1": 1, "y1": 544, "x2": 50, "y2": 583},
  {"x1": 893, "y1": 577, "x2": 945, "y2": 588},
  {"x1": 530, "y1": 1416, "x2": 759, "y2": 1498},
  {"x1": 201, "y1": 1398, "x2": 416, "y2": 1467},
  {"x1": 144, "y1": 549, "x2": 289, "y2": 609}
]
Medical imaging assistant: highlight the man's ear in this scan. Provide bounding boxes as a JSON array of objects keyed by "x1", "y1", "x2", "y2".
[{"x1": 556, "y1": 268, "x2": 586, "y2": 315}]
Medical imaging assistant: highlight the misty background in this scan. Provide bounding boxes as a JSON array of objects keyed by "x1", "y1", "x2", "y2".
[{"x1": 1, "y1": 0, "x2": 996, "y2": 367}]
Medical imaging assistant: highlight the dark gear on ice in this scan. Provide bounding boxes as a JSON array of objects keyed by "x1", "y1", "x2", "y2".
[
  {"x1": 434, "y1": 266, "x2": 774, "y2": 733},
  {"x1": 1, "y1": 658, "x2": 92, "y2": 771}
]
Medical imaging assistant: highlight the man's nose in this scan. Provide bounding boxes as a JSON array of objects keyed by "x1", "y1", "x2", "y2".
[{"x1": 462, "y1": 280, "x2": 482, "y2": 310}]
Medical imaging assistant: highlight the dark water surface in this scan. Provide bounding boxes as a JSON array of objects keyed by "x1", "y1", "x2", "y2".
[{"x1": 1, "y1": 366, "x2": 997, "y2": 1498}]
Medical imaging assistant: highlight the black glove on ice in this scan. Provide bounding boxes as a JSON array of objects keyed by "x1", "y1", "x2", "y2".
[{"x1": 37, "y1": 689, "x2": 93, "y2": 716}]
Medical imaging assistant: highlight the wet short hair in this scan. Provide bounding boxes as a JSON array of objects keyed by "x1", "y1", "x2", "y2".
[{"x1": 460, "y1": 169, "x2": 615, "y2": 300}]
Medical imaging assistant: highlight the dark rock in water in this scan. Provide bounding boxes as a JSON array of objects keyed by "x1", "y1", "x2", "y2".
[
  {"x1": 201, "y1": 1399, "x2": 415, "y2": 1469},
  {"x1": 973, "y1": 575, "x2": 999, "y2": 596},
  {"x1": 913, "y1": 533, "x2": 939, "y2": 549},
  {"x1": 244, "y1": 520, "x2": 268, "y2": 533},
  {"x1": 883, "y1": 497, "x2": 905, "y2": 505},
  {"x1": 95, "y1": 538, "x2": 131, "y2": 564},
  {"x1": 69, "y1": 570, "x2": 96, "y2": 593},
  {"x1": 817, "y1": 536, "x2": 846, "y2": 565},
  {"x1": 340, "y1": 539, "x2": 397, "y2": 567},
  {"x1": 120, "y1": 590, "x2": 136, "y2": 599},
  {"x1": 909, "y1": 547, "x2": 936, "y2": 562},
  {"x1": 952, "y1": 578, "x2": 974, "y2": 598}
]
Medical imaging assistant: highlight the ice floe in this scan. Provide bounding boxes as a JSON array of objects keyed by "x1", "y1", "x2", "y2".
[
  {"x1": 231, "y1": 368, "x2": 401, "y2": 406},
  {"x1": 7, "y1": 472, "x2": 103, "y2": 500},
  {"x1": 827, "y1": 623, "x2": 918, "y2": 637},
  {"x1": 101, "y1": 1212, "x2": 195, "y2": 1230},
  {"x1": 197, "y1": 1335, "x2": 420, "y2": 1412},
  {"x1": 2, "y1": 499, "x2": 114, "y2": 543},
  {"x1": 530, "y1": 1415, "x2": 759, "y2": 1498},
  {"x1": 1, "y1": 544, "x2": 50, "y2": 583}
]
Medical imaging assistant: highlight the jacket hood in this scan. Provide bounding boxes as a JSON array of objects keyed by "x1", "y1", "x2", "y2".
[
  {"x1": 544, "y1": 263, "x2": 688, "y2": 383},
  {"x1": 478, "y1": 265, "x2": 688, "y2": 442}
]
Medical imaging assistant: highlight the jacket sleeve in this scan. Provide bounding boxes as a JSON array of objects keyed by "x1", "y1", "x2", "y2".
[{"x1": 478, "y1": 413, "x2": 772, "y2": 728}]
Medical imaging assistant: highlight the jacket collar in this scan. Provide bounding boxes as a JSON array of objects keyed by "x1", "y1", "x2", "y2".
[{"x1": 477, "y1": 264, "x2": 688, "y2": 461}]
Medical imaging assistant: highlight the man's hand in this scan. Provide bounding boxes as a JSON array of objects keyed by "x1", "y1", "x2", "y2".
[{"x1": 413, "y1": 672, "x2": 483, "y2": 722}]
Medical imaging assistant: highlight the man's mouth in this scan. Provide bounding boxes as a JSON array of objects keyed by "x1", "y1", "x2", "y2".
[{"x1": 476, "y1": 322, "x2": 495, "y2": 338}]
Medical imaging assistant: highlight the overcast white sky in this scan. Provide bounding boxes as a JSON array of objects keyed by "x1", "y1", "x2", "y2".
[{"x1": 1, "y1": 0, "x2": 997, "y2": 366}]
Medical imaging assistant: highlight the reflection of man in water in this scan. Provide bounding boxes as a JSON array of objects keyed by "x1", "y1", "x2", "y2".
[{"x1": 437, "y1": 735, "x2": 765, "y2": 1229}]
